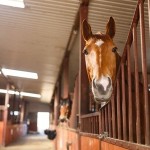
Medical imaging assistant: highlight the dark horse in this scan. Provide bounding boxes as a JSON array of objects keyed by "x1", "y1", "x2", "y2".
[{"x1": 59, "y1": 96, "x2": 72, "y2": 122}]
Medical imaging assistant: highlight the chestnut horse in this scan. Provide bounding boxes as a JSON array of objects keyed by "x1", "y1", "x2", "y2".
[
  {"x1": 59, "y1": 97, "x2": 72, "y2": 122},
  {"x1": 82, "y1": 17, "x2": 118, "y2": 104}
]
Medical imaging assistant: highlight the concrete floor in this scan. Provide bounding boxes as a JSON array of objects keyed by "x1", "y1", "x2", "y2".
[{"x1": 0, "y1": 134, "x2": 55, "y2": 150}]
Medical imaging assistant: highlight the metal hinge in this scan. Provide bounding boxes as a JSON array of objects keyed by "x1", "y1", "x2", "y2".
[{"x1": 98, "y1": 132, "x2": 108, "y2": 140}]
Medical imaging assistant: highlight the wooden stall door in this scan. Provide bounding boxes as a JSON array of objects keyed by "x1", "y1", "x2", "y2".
[
  {"x1": 101, "y1": 141, "x2": 128, "y2": 150},
  {"x1": 80, "y1": 135, "x2": 100, "y2": 150}
]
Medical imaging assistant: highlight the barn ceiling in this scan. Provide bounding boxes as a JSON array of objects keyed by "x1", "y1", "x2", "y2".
[
  {"x1": 0, "y1": 0, "x2": 79, "y2": 103},
  {"x1": 0, "y1": 0, "x2": 149, "y2": 103}
]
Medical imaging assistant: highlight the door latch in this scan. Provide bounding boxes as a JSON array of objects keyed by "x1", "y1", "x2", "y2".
[{"x1": 98, "y1": 132, "x2": 108, "y2": 140}]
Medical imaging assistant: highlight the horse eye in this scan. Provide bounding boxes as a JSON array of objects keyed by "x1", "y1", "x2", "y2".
[
  {"x1": 83, "y1": 49, "x2": 88, "y2": 55},
  {"x1": 112, "y1": 47, "x2": 117, "y2": 53}
]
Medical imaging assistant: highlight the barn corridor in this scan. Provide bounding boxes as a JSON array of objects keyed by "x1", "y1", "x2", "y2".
[{"x1": 0, "y1": 134, "x2": 55, "y2": 150}]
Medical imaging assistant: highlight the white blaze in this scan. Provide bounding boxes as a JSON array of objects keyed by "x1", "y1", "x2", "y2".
[{"x1": 95, "y1": 39, "x2": 104, "y2": 47}]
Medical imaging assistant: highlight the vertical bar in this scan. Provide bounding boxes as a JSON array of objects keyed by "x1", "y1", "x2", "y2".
[
  {"x1": 62, "y1": 57, "x2": 69, "y2": 98},
  {"x1": 133, "y1": 23, "x2": 141, "y2": 143},
  {"x1": 97, "y1": 116, "x2": 99, "y2": 134},
  {"x1": 99, "y1": 111, "x2": 102, "y2": 133},
  {"x1": 117, "y1": 78, "x2": 122, "y2": 139},
  {"x1": 108, "y1": 102, "x2": 112, "y2": 137},
  {"x1": 139, "y1": 0, "x2": 150, "y2": 145},
  {"x1": 79, "y1": 3, "x2": 89, "y2": 119},
  {"x1": 121, "y1": 63, "x2": 127, "y2": 141},
  {"x1": 102, "y1": 109, "x2": 105, "y2": 133},
  {"x1": 105, "y1": 108, "x2": 108, "y2": 132},
  {"x1": 148, "y1": 0, "x2": 150, "y2": 35},
  {"x1": 127, "y1": 44, "x2": 133, "y2": 142},
  {"x1": 111, "y1": 94, "x2": 116, "y2": 138},
  {"x1": 2, "y1": 84, "x2": 10, "y2": 146}
]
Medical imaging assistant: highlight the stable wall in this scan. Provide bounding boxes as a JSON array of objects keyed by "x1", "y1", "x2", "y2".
[{"x1": 26, "y1": 101, "x2": 50, "y2": 113}]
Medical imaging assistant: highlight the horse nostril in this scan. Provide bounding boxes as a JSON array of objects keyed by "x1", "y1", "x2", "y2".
[
  {"x1": 60, "y1": 119, "x2": 65, "y2": 122},
  {"x1": 83, "y1": 49, "x2": 88, "y2": 55},
  {"x1": 94, "y1": 77, "x2": 112, "y2": 94}
]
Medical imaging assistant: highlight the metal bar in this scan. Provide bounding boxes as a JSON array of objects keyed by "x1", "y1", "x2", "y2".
[
  {"x1": 117, "y1": 78, "x2": 122, "y2": 140},
  {"x1": 148, "y1": 0, "x2": 150, "y2": 35},
  {"x1": 102, "y1": 109, "x2": 105, "y2": 133},
  {"x1": 108, "y1": 102, "x2": 112, "y2": 137},
  {"x1": 97, "y1": 116, "x2": 99, "y2": 134},
  {"x1": 79, "y1": 3, "x2": 89, "y2": 119},
  {"x1": 139, "y1": 0, "x2": 150, "y2": 145},
  {"x1": 105, "y1": 107, "x2": 108, "y2": 132},
  {"x1": 127, "y1": 44, "x2": 133, "y2": 142},
  {"x1": 121, "y1": 63, "x2": 127, "y2": 141},
  {"x1": 111, "y1": 94, "x2": 116, "y2": 138},
  {"x1": 99, "y1": 111, "x2": 102, "y2": 133},
  {"x1": 133, "y1": 23, "x2": 141, "y2": 144}
]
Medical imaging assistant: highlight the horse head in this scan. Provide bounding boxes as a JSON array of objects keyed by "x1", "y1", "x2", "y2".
[
  {"x1": 82, "y1": 17, "x2": 117, "y2": 104},
  {"x1": 59, "y1": 97, "x2": 72, "y2": 122}
]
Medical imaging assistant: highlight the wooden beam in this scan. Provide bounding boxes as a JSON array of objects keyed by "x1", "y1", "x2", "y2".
[
  {"x1": 2, "y1": 84, "x2": 10, "y2": 146},
  {"x1": 79, "y1": 2, "x2": 89, "y2": 116},
  {"x1": 54, "y1": 82, "x2": 60, "y2": 126},
  {"x1": 61, "y1": 57, "x2": 69, "y2": 99}
]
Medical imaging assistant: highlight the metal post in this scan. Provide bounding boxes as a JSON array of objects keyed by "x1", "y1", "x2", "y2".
[
  {"x1": 127, "y1": 44, "x2": 133, "y2": 142},
  {"x1": 139, "y1": 0, "x2": 150, "y2": 145},
  {"x1": 133, "y1": 23, "x2": 141, "y2": 144},
  {"x1": 117, "y1": 79, "x2": 121, "y2": 139},
  {"x1": 121, "y1": 63, "x2": 127, "y2": 141},
  {"x1": 79, "y1": 2, "x2": 89, "y2": 124}
]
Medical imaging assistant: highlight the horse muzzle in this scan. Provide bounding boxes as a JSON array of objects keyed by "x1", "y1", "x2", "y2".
[{"x1": 92, "y1": 76, "x2": 113, "y2": 103}]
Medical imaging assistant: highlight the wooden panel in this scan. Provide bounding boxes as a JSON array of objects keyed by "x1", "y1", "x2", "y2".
[
  {"x1": 101, "y1": 141, "x2": 128, "y2": 150},
  {"x1": 67, "y1": 130, "x2": 79, "y2": 150},
  {"x1": 0, "y1": 122, "x2": 4, "y2": 145},
  {"x1": 4, "y1": 124, "x2": 27, "y2": 146},
  {"x1": 56, "y1": 126, "x2": 68, "y2": 150},
  {"x1": 56, "y1": 127, "x2": 79, "y2": 150},
  {"x1": 80, "y1": 135, "x2": 100, "y2": 150}
]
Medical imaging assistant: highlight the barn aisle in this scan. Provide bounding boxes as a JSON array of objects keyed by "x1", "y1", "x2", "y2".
[{"x1": 0, "y1": 134, "x2": 55, "y2": 150}]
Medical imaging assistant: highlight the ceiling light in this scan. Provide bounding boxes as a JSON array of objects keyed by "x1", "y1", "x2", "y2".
[
  {"x1": 20, "y1": 92, "x2": 41, "y2": 98},
  {"x1": 0, "y1": 0, "x2": 25, "y2": 8},
  {"x1": 0, "y1": 89, "x2": 41, "y2": 98},
  {"x1": 2, "y1": 68, "x2": 38, "y2": 79}
]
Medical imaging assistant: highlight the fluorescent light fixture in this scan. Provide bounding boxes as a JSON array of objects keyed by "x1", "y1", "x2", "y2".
[
  {"x1": 20, "y1": 92, "x2": 41, "y2": 98},
  {"x1": 0, "y1": 0, "x2": 25, "y2": 8},
  {"x1": 14, "y1": 111, "x2": 19, "y2": 116},
  {"x1": 2, "y1": 68, "x2": 38, "y2": 79},
  {"x1": 0, "y1": 89, "x2": 20, "y2": 95},
  {"x1": 0, "y1": 89, "x2": 41, "y2": 98}
]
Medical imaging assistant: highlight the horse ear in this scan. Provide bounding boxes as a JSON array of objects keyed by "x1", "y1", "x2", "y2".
[
  {"x1": 106, "y1": 17, "x2": 115, "y2": 39},
  {"x1": 82, "y1": 19, "x2": 92, "y2": 41}
]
